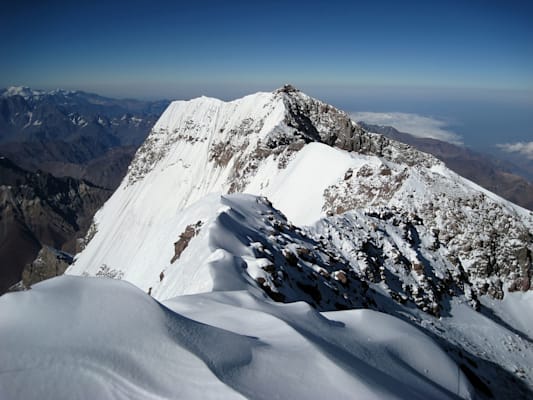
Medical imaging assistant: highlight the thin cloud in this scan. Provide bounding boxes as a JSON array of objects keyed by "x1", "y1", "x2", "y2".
[
  {"x1": 350, "y1": 112, "x2": 463, "y2": 145},
  {"x1": 497, "y1": 142, "x2": 533, "y2": 159}
]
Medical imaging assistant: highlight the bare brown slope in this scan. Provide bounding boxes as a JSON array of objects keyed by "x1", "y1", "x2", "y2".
[{"x1": 0, "y1": 158, "x2": 111, "y2": 292}]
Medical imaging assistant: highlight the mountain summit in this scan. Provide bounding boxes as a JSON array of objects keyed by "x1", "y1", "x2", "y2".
[
  {"x1": 71, "y1": 86, "x2": 532, "y2": 305},
  {"x1": 2, "y1": 87, "x2": 532, "y2": 399}
]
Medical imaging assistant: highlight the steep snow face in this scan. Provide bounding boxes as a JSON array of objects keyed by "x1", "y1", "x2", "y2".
[
  {"x1": 0, "y1": 275, "x2": 475, "y2": 400},
  {"x1": 246, "y1": 142, "x2": 374, "y2": 225},
  {"x1": 126, "y1": 91, "x2": 287, "y2": 192}
]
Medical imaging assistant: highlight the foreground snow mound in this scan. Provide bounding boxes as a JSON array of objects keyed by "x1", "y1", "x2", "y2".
[{"x1": 0, "y1": 276, "x2": 474, "y2": 400}]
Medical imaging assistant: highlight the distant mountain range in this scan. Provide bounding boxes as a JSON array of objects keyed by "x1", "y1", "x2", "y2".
[
  {"x1": 358, "y1": 122, "x2": 533, "y2": 211},
  {"x1": 0, "y1": 87, "x2": 169, "y2": 292},
  {"x1": 0, "y1": 86, "x2": 169, "y2": 189}
]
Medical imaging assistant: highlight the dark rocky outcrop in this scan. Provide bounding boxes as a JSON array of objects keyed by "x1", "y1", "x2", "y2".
[
  {"x1": 21, "y1": 246, "x2": 73, "y2": 288},
  {"x1": 170, "y1": 221, "x2": 203, "y2": 263},
  {"x1": 279, "y1": 88, "x2": 435, "y2": 168},
  {"x1": 0, "y1": 157, "x2": 111, "y2": 293}
]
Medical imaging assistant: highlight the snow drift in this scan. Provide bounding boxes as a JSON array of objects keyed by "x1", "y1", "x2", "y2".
[{"x1": 0, "y1": 275, "x2": 473, "y2": 400}]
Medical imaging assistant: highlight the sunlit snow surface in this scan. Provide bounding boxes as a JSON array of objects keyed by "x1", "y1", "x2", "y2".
[{"x1": 0, "y1": 276, "x2": 473, "y2": 400}]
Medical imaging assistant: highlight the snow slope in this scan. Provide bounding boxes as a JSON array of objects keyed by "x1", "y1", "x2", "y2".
[{"x1": 0, "y1": 275, "x2": 474, "y2": 400}]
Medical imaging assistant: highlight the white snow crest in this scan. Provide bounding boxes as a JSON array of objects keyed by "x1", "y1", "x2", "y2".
[{"x1": 0, "y1": 276, "x2": 474, "y2": 400}]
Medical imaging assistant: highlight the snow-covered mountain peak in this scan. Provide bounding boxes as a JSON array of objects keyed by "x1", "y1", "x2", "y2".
[
  {"x1": 1, "y1": 86, "x2": 80, "y2": 100},
  {"x1": 73, "y1": 85, "x2": 532, "y2": 315},
  {"x1": 1, "y1": 86, "x2": 44, "y2": 99},
  {"x1": 126, "y1": 86, "x2": 438, "y2": 190}
]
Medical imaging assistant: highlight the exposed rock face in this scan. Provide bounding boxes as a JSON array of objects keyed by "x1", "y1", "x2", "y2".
[
  {"x1": 321, "y1": 162, "x2": 533, "y2": 311},
  {"x1": 171, "y1": 221, "x2": 203, "y2": 263},
  {"x1": 224, "y1": 190, "x2": 530, "y2": 317},
  {"x1": 323, "y1": 163, "x2": 408, "y2": 213},
  {"x1": 0, "y1": 157, "x2": 111, "y2": 293},
  {"x1": 229, "y1": 196, "x2": 374, "y2": 310},
  {"x1": 22, "y1": 246, "x2": 72, "y2": 288},
  {"x1": 279, "y1": 86, "x2": 435, "y2": 167}
]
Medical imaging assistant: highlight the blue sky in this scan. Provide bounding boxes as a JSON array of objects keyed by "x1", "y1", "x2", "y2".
[
  {"x1": 1, "y1": 0, "x2": 532, "y2": 154},
  {"x1": 2, "y1": 0, "x2": 532, "y2": 96}
]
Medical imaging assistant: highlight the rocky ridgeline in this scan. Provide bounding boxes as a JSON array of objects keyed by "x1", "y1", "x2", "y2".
[
  {"x1": 241, "y1": 193, "x2": 531, "y2": 317},
  {"x1": 182, "y1": 190, "x2": 531, "y2": 318},
  {"x1": 127, "y1": 85, "x2": 436, "y2": 191},
  {"x1": 278, "y1": 84, "x2": 436, "y2": 168}
]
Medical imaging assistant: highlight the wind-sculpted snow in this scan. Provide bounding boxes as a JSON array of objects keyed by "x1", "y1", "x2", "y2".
[
  {"x1": 0, "y1": 275, "x2": 475, "y2": 400},
  {"x1": 68, "y1": 192, "x2": 533, "y2": 398}
]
